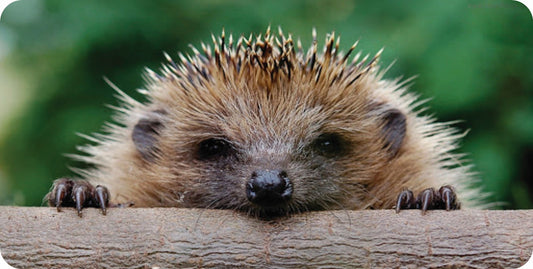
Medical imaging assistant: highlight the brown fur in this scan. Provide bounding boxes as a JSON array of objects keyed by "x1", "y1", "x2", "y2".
[{"x1": 69, "y1": 27, "x2": 482, "y2": 214}]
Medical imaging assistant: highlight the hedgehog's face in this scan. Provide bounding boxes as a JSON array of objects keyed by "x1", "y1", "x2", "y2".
[
  {"x1": 187, "y1": 131, "x2": 353, "y2": 216},
  {"x1": 130, "y1": 82, "x2": 407, "y2": 217}
]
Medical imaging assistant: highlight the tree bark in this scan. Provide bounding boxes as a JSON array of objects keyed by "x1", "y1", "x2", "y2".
[{"x1": 0, "y1": 207, "x2": 532, "y2": 268}]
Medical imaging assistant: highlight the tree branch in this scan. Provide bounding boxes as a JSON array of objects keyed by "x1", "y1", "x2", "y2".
[{"x1": 1, "y1": 207, "x2": 532, "y2": 268}]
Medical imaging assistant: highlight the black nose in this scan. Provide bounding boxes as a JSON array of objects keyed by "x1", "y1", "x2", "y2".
[{"x1": 246, "y1": 170, "x2": 293, "y2": 207}]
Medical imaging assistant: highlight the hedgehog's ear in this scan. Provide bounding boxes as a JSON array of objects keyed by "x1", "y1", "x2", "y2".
[
  {"x1": 379, "y1": 108, "x2": 407, "y2": 157},
  {"x1": 132, "y1": 110, "x2": 167, "y2": 161}
]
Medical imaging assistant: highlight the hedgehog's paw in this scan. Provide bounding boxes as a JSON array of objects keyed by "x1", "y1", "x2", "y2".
[
  {"x1": 46, "y1": 178, "x2": 109, "y2": 217},
  {"x1": 395, "y1": 185, "x2": 461, "y2": 214}
]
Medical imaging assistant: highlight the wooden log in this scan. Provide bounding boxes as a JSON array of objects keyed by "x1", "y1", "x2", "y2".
[{"x1": 0, "y1": 207, "x2": 532, "y2": 268}]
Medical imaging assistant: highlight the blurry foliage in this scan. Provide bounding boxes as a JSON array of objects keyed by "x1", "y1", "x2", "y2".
[{"x1": 0, "y1": 0, "x2": 531, "y2": 208}]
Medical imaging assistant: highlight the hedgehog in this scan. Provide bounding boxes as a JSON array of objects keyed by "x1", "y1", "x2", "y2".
[{"x1": 46, "y1": 27, "x2": 482, "y2": 217}]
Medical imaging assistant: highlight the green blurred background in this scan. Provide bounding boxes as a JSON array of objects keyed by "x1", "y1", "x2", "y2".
[{"x1": 0, "y1": 0, "x2": 531, "y2": 208}]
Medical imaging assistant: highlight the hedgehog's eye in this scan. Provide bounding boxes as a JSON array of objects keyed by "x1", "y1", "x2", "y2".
[
  {"x1": 311, "y1": 133, "x2": 347, "y2": 157},
  {"x1": 197, "y1": 138, "x2": 234, "y2": 160}
]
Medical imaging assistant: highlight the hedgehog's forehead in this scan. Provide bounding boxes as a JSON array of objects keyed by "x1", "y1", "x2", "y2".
[
  {"x1": 160, "y1": 76, "x2": 332, "y2": 126},
  {"x1": 155, "y1": 72, "x2": 357, "y2": 117},
  {"x1": 150, "y1": 73, "x2": 371, "y2": 148}
]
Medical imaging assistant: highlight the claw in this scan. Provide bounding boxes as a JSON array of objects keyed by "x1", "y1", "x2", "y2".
[
  {"x1": 48, "y1": 178, "x2": 74, "y2": 211},
  {"x1": 443, "y1": 189, "x2": 451, "y2": 210},
  {"x1": 95, "y1": 185, "x2": 109, "y2": 215},
  {"x1": 73, "y1": 185, "x2": 88, "y2": 217},
  {"x1": 419, "y1": 188, "x2": 435, "y2": 214},
  {"x1": 54, "y1": 184, "x2": 68, "y2": 212},
  {"x1": 439, "y1": 185, "x2": 459, "y2": 211},
  {"x1": 395, "y1": 190, "x2": 414, "y2": 213}
]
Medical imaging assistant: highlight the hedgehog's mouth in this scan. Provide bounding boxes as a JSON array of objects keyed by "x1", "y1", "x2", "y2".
[
  {"x1": 246, "y1": 205, "x2": 293, "y2": 218},
  {"x1": 232, "y1": 200, "x2": 331, "y2": 219},
  {"x1": 239, "y1": 204, "x2": 303, "y2": 219},
  {"x1": 205, "y1": 196, "x2": 331, "y2": 219}
]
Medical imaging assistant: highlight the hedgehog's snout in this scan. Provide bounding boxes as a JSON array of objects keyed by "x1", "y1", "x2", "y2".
[{"x1": 246, "y1": 169, "x2": 293, "y2": 207}]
